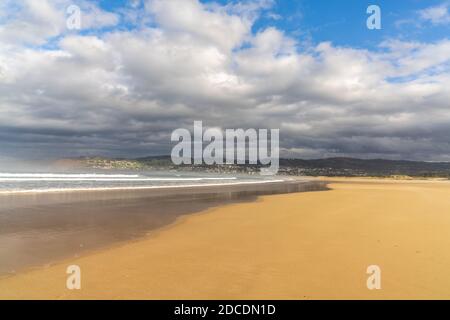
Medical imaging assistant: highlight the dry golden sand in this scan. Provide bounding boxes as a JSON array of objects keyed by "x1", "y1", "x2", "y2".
[{"x1": 2, "y1": 179, "x2": 450, "y2": 299}]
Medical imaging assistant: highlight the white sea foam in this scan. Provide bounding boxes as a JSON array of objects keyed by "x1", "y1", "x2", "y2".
[
  {"x1": 0, "y1": 173, "x2": 140, "y2": 178},
  {"x1": 0, "y1": 173, "x2": 238, "y2": 182},
  {"x1": 0, "y1": 177, "x2": 238, "y2": 182},
  {"x1": 0, "y1": 172, "x2": 285, "y2": 194},
  {"x1": 0, "y1": 179, "x2": 285, "y2": 195}
]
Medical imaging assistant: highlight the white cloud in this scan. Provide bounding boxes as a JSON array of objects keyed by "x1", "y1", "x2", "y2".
[
  {"x1": 0, "y1": 0, "x2": 119, "y2": 46},
  {"x1": 78, "y1": 2, "x2": 120, "y2": 30},
  {"x1": 380, "y1": 39, "x2": 450, "y2": 77},
  {"x1": 0, "y1": 0, "x2": 64, "y2": 45},
  {"x1": 144, "y1": 0, "x2": 255, "y2": 51},
  {"x1": 419, "y1": 3, "x2": 450, "y2": 25}
]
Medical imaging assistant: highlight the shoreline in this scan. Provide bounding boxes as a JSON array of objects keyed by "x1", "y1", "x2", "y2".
[
  {"x1": 0, "y1": 178, "x2": 285, "y2": 195},
  {"x1": 0, "y1": 179, "x2": 327, "y2": 277}
]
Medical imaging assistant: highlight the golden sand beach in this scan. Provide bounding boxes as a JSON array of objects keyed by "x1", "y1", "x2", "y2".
[{"x1": 2, "y1": 179, "x2": 450, "y2": 299}]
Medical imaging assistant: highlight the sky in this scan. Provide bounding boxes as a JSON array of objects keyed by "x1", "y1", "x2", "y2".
[{"x1": 0, "y1": 0, "x2": 450, "y2": 161}]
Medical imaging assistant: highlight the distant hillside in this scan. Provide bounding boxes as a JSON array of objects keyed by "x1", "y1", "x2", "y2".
[
  {"x1": 53, "y1": 156, "x2": 450, "y2": 178},
  {"x1": 278, "y1": 158, "x2": 450, "y2": 177}
]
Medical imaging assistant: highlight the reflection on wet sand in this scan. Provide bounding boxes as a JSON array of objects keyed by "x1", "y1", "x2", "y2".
[{"x1": 0, "y1": 180, "x2": 326, "y2": 276}]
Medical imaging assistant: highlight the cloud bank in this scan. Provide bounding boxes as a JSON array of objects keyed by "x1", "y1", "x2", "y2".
[{"x1": 0, "y1": 0, "x2": 450, "y2": 161}]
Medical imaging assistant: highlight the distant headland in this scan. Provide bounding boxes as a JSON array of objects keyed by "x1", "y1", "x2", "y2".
[{"x1": 53, "y1": 156, "x2": 450, "y2": 179}]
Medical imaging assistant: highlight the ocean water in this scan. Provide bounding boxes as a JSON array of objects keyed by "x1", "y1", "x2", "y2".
[{"x1": 0, "y1": 171, "x2": 282, "y2": 193}]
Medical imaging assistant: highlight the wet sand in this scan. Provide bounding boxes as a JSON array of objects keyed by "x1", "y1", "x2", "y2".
[
  {"x1": 2, "y1": 179, "x2": 450, "y2": 299},
  {"x1": 0, "y1": 179, "x2": 325, "y2": 276}
]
